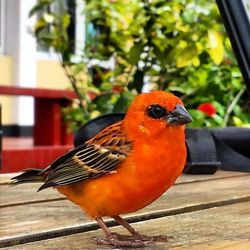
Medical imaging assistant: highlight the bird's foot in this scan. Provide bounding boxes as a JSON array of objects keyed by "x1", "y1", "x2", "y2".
[
  {"x1": 94, "y1": 233, "x2": 153, "y2": 248},
  {"x1": 94, "y1": 232, "x2": 174, "y2": 247}
]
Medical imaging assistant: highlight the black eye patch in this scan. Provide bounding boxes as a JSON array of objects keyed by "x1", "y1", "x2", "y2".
[{"x1": 146, "y1": 104, "x2": 166, "y2": 119}]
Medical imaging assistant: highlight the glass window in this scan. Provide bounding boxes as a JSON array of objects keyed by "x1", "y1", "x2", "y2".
[{"x1": 36, "y1": 0, "x2": 85, "y2": 60}]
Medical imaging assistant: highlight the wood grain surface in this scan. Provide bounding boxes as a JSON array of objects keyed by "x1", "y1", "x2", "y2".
[{"x1": 0, "y1": 171, "x2": 249, "y2": 249}]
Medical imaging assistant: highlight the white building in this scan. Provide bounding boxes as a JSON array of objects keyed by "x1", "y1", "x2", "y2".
[{"x1": 0, "y1": 0, "x2": 85, "y2": 135}]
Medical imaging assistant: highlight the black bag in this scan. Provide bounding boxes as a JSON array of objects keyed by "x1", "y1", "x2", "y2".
[{"x1": 185, "y1": 127, "x2": 250, "y2": 174}]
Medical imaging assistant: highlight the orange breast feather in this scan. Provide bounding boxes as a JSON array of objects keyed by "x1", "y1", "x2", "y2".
[{"x1": 57, "y1": 125, "x2": 186, "y2": 218}]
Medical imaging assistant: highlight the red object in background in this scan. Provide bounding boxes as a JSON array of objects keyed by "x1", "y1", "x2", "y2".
[
  {"x1": 112, "y1": 85, "x2": 123, "y2": 93},
  {"x1": 0, "y1": 85, "x2": 76, "y2": 173},
  {"x1": 34, "y1": 98, "x2": 73, "y2": 146},
  {"x1": 197, "y1": 103, "x2": 217, "y2": 117},
  {"x1": 2, "y1": 145, "x2": 72, "y2": 173},
  {"x1": 0, "y1": 85, "x2": 76, "y2": 146}
]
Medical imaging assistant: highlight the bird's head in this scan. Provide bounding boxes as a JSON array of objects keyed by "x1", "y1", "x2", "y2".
[{"x1": 123, "y1": 90, "x2": 192, "y2": 140}]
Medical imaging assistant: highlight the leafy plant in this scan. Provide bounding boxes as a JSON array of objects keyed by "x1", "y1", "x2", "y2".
[{"x1": 30, "y1": 0, "x2": 250, "y2": 129}]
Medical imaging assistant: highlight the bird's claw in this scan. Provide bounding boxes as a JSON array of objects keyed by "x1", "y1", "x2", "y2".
[
  {"x1": 94, "y1": 232, "x2": 174, "y2": 247},
  {"x1": 133, "y1": 232, "x2": 175, "y2": 242},
  {"x1": 94, "y1": 233, "x2": 153, "y2": 248}
]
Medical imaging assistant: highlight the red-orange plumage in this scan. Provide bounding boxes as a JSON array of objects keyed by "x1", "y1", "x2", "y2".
[
  {"x1": 57, "y1": 91, "x2": 187, "y2": 218},
  {"x1": 12, "y1": 90, "x2": 192, "y2": 247}
]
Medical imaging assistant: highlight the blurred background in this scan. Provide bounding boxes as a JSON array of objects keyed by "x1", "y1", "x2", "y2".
[{"x1": 1, "y1": 0, "x2": 250, "y2": 172}]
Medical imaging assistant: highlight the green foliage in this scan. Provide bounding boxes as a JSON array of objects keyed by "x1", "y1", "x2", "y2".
[{"x1": 30, "y1": 0, "x2": 250, "y2": 129}]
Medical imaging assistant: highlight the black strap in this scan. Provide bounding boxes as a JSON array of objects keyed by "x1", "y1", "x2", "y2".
[
  {"x1": 185, "y1": 128, "x2": 220, "y2": 174},
  {"x1": 212, "y1": 133, "x2": 250, "y2": 172},
  {"x1": 185, "y1": 128, "x2": 250, "y2": 174}
]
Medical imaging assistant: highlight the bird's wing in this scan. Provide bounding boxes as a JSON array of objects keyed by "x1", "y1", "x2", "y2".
[{"x1": 38, "y1": 121, "x2": 131, "y2": 191}]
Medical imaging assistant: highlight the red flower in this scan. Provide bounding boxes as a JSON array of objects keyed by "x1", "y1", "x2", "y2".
[
  {"x1": 197, "y1": 103, "x2": 217, "y2": 117},
  {"x1": 223, "y1": 58, "x2": 232, "y2": 65},
  {"x1": 112, "y1": 85, "x2": 123, "y2": 93}
]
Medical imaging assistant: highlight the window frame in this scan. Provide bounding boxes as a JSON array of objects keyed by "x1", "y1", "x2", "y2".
[
  {"x1": 74, "y1": 0, "x2": 85, "y2": 59},
  {"x1": 0, "y1": 0, "x2": 5, "y2": 54}
]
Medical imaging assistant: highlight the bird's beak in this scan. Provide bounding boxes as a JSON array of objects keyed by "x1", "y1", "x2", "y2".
[{"x1": 166, "y1": 104, "x2": 193, "y2": 125}]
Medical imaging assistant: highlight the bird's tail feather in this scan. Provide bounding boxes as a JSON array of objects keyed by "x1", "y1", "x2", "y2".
[{"x1": 11, "y1": 168, "x2": 46, "y2": 185}]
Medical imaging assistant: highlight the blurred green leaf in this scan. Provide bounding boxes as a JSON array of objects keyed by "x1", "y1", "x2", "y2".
[
  {"x1": 207, "y1": 30, "x2": 224, "y2": 65},
  {"x1": 113, "y1": 91, "x2": 134, "y2": 113},
  {"x1": 127, "y1": 42, "x2": 144, "y2": 65},
  {"x1": 29, "y1": 0, "x2": 52, "y2": 17},
  {"x1": 30, "y1": 0, "x2": 250, "y2": 130},
  {"x1": 62, "y1": 13, "x2": 70, "y2": 28}
]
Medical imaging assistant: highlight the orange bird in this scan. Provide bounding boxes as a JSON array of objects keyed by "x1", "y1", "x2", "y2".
[{"x1": 12, "y1": 90, "x2": 192, "y2": 247}]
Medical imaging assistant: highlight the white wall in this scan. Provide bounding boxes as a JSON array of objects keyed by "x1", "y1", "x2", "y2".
[{"x1": 4, "y1": 0, "x2": 36, "y2": 125}]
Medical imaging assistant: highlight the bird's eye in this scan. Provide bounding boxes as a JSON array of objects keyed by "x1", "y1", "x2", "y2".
[{"x1": 146, "y1": 105, "x2": 166, "y2": 119}]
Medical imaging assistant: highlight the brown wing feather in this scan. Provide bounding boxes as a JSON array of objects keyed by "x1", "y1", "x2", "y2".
[
  {"x1": 87, "y1": 120, "x2": 131, "y2": 155},
  {"x1": 38, "y1": 121, "x2": 131, "y2": 191}
]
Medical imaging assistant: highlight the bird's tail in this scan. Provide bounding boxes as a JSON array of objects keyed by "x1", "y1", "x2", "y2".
[{"x1": 11, "y1": 168, "x2": 46, "y2": 185}]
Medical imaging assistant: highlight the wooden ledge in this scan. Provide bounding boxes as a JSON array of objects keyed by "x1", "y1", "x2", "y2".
[{"x1": 0, "y1": 85, "x2": 76, "y2": 99}]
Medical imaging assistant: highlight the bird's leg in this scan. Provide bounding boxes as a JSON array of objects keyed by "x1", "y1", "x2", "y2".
[
  {"x1": 94, "y1": 217, "x2": 152, "y2": 247},
  {"x1": 112, "y1": 215, "x2": 174, "y2": 242},
  {"x1": 112, "y1": 215, "x2": 137, "y2": 235}
]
